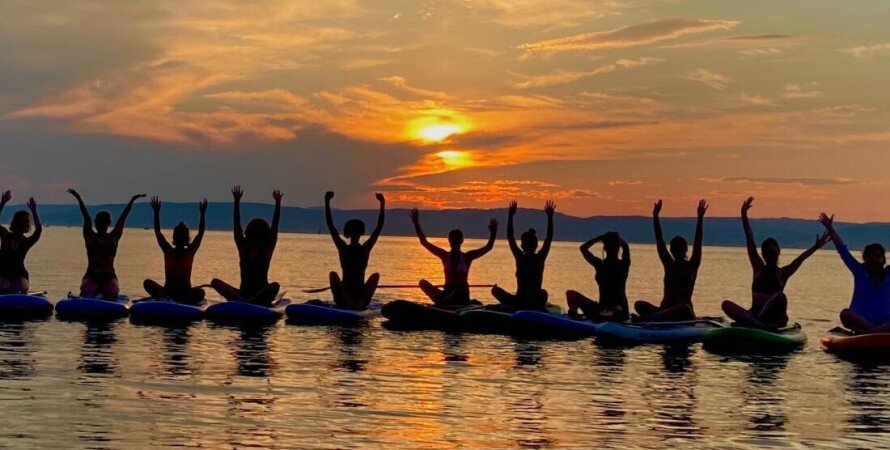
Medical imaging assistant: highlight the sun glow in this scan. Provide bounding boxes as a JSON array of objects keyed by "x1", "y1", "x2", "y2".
[
  {"x1": 407, "y1": 112, "x2": 471, "y2": 143},
  {"x1": 437, "y1": 150, "x2": 473, "y2": 169}
]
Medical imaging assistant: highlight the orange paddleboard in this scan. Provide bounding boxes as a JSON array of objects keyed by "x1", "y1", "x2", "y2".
[{"x1": 822, "y1": 329, "x2": 890, "y2": 357}]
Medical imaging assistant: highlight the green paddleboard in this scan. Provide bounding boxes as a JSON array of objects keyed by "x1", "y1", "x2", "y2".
[{"x1": 703, "y1": 323, "x2": 807, "y2": 354}]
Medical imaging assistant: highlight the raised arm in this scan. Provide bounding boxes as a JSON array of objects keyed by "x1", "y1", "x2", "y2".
[
  {"x1": 580, "y1": 234, "x2": 604, "y2": 267},
  {"x1": 232, "y1": 186, "x2": 245, "y2": 248},
  {"x1": 410, "y1": 208, "x2": 447, "y2": 258},
  {"x1": 506, "y1": 201, "x2": 521, "y2": 257},
  {"x1": 741, "y1": 197, "x2": 763, "y2": 270},
  {"x1": 269, "y1": 190, "x2": 282, "y2": 249},
  {"x1": 67, "y1": 188, "x2": 93, "y2": 236},
  {"x1": 149, "y1": 196, "x2": 171, "y2": 251},
  {"x1": 113, "y1": 193, "x2": 146, "y2": 240},
  {"x1": 690, "y1": 199, "x2": 707, "y2": 268},
  {"x1": 539, "y1": 200, "x2": 556, "y2": 258},
  {"x1": 324, "y1": 191, "x2": 345, "y2": 248},
  {"x1": 0, "y1": 191, "x2": 9, "y2": 236},
  {"x1": 781, "y1": 231, "x2": 830, "y2": 280},
  {"x1": 26, "y1": 197, "x2": 42, "y2": 245},
  {"x1": 466, "y1": 218, "x2": 499, "y2": 261},
  {"x1": 364, "y1": 193, "x2": 386, "y2": 250},
  {"x1": 652, "y1": 200, "x2": 671, "y2": 265},
  {"x1": 190, "y1": 199, "x2": 208, "y2": 252},
  {"x1": 820, "y1": 212, "x2": 858, "y2": 272}
]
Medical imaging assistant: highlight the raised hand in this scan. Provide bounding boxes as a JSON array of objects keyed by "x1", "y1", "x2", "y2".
[
  {"x1": 199, "y1": 199, "x2": 208, "y2": 213},
  {"x1": 375, "y1": 192, "x2": 385, "y2": 204},
  {"x1": 27, "y1": 197, "x2": 37, "y2": 212},
  {"x1": 272, "y1": 190, "x2": 283, "y2": 203},
  {"x1": 150, "y1": 196, "x2": 161, "y2": 212},
  {"x1": 488, "y1": 218, "x2": 499, "y2": 233},
  {"x1": 409, "y1": 208, "x2": 419, "y2": 224},
  {"x1": 818, "y1": 212, "x2": 835, "y2": 230},
  {"x1": 131, "y1": 194, "x2": 147, "y2": 203},
  {"x1": 66, "y1": 188, "x2": 82, "y2": 200},
  {"x1": 508, "y1": 200, "x2": 518, "y2": 217},
  {"x1": 0, "y1": 190, "x2": 10, "y2": 205},
  {"x1": 324, "y1": 191, "x2": 335, "y2": 202},
  {"x1": 653, "y1": 199, "x2": 663, "y2": 217},
  {"x1": 697, "y1": 200, "x2": 709, "y2": 217},
  {"x1": 232, "y1": 186, "x2": 244, "y2": 202},
  {"x1": 544, "y1": 200, "x2": 556, "y2": 217},
  {"x1": 741, "y1": 197, "x2": 754, "y2": 215}
]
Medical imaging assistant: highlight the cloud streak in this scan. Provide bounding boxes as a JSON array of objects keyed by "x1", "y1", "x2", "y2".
[{"x1": 518, "y1": 18, "x2": 739, "y2": 52}]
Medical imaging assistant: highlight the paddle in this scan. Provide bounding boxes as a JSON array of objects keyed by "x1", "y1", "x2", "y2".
[{"x1": 301, "y1": 284, "x2": 496, "y2": 294}]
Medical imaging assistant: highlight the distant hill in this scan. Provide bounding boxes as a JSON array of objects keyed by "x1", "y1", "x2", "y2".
[{"x1": 1, "y1": 202, "x2": 885, "y2": 249}]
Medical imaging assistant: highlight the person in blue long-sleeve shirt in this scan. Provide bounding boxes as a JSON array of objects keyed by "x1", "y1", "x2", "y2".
[{"x1": 819, "y1": 213, "x2": 890, "y2": 333}]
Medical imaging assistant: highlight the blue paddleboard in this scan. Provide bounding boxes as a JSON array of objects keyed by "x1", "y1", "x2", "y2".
[
  {"x1": 285, "y1": 301, "x2": 382, "y2": 326},
  {"x1": 55, "y1": 294, "x2": 131, "y2": 322}
]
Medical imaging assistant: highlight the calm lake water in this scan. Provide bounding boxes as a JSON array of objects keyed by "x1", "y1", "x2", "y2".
[{"x1": 2, "y1": 226, "x2": 888, "y2": 449}]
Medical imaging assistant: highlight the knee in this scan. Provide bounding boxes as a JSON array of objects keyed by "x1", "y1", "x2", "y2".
[
  {"x1": 419, "y1": 279, "x2": 432, "y2": 289},
  {"x1": 210, "y1": 278, "x2": 223, "y2": 289},
  {"x1": 268, "y1": 282, "x2": 281, "y2": 291},
  {"x1": 194, "y1": 288, "x2": 206, "y2": 302},
  {"x1": 566, "y1": 290, "x2": 580, "y2": 299},
  {"x1": 329, "y1": 272, "x2": 341, "y2": 284},
  {"x1": 721, "y1": 300, "x2": 736, "y2": 313}
]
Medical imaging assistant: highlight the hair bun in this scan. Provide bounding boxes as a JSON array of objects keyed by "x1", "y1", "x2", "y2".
[{"x1": 527, "y1": 228, "x2": 537, "y2": 236}]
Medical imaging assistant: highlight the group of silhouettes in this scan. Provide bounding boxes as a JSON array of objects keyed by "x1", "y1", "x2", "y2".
[{"x1": 1, "y1": 188, "x2": 889, "y2": 334}]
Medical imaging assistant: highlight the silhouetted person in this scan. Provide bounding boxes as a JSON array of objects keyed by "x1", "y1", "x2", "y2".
[
  {"x1": 491, "y1": 200, "x2": 554, "y2": 311},
  {"x1": 143, "y1": 196, "x2": 208, "y2": 305},
  {"x1": 819, "y1": 213, "x2": 890, "y2": 333},
  {"x1": 566, "y1": 231, "x2": 630, "y2": 322},
  {"x1": 722, "y1": 197, "x2": 829, "y2": 329},
  {"x1": 634, "y1": 199, "x2": 707, "y2": 322},
  {"x1": 211, "y1": 186, "x2": 282, "y2": 306},
  {"x1": 325, "y1": 191, "x2": 385, "y2": 311},
  {"x1": 0, "y1": 191, "x2": 42, "y2": 294},
  {"x1": 68, "y1": 189, "x2": 144, "y2": 300},
  {"x1": 410, "y1": 208, "x2": 497, "y2": 306}
]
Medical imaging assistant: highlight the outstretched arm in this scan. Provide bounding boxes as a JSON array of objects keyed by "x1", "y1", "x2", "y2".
[
  {"x1": 191, "y1": 199, "x2": 208, "y2": 252},
  {"x1": 466, "y1": 218, "x2": 499, "y2": 261},
  {"x1": 741, "y1": 197, "x2": 763, "y2": 271},
  {"x1": 410, "y1": 208, "x2": 447, "y2": 258},
  {"x1": 26, "y1": 198, "x2": 42, "y2": 246},
  {"x1": 782, "y1": 232, "x2": 830, "y2": 280},
  {"x1": 113, "y1": 193, "x2": 146, "y2": 240},
  {"x1": 506, "y1": 201, "x2": 521, "y2": 257},
  {"x1": 324, "y1": 191, "x2": 345, "y2": 248},
  {"x1": 67, "y1": 189, "x2": 93, "y2": 237},
  {"x1": 149, "y1": 196, "x2": 171, "y2": 251},
  {"x1": 539, "y1": 201, "x2": 555, "y2": 258},
  {"x1": 232, "y1": 186, "x2": 245, "y2": 248},
  {"x1": 690, "y1": 200, "x2": 707, "y2": 268},
  {"x1": 652, "y1": 200, "x2": 671, "y2": 265},
  {"x1": 820, "y1": 213, "x2": 858, "y2": 272},
  {"x1": 364, "y1": 193, "x2": 386, "y2": 250}
]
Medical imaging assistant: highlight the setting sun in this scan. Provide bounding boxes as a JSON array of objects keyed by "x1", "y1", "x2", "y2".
[
  {"x1": 436, "y1": 150, "x2": 473, "y2": 169},
  {"x1": 419, "y1": 124, "x2": 462, "y2": 142},
  {"x1": 406, "y1": 111, "x2": 471, "y2": 143}
]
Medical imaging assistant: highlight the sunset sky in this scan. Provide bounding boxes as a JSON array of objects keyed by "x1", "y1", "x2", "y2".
[{"x1": 2, "y1": 1, "x2": 890, "y2": 220}]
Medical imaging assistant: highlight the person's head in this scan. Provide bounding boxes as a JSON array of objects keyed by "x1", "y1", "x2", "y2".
[
  {"x1": 670, "y1": 236, "x2": 688, "y2": 261},
  {"x1": 172, "y1": 221, "x2": 190, "y2": 247},
  {"x1": 863, "y1": 243, "x2": 886, "y2": 274},
  {"x1": 448, "y1": 229, "x2": 464, "y2": 250},
  {"x1": 602, "y1": 231, "x2": 620, "y2": 258},
  {"x1": 343, "y1": 219, "x2": 365, "y2": 241},
  {"x1": 10, "y1": 211, "x2": 31, "y2": 235},
  {"x1": 761, "y1": 238, "x2": 781, "y2": 265},
  {"x1": 245, "y1": 218, "x2": 271, "y2": 244},
  {"x1": 520, "y1": 228, "x2": 538, "y2": 254},
  {"x1": 95, "y1": 211, "x2": 112, "y2": 233}
]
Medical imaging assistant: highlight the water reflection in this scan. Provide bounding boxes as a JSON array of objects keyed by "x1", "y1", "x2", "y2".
[
  {"x1": 846, "y1": 363, "x2": 890, "y2": 436},
  {"x1": 509, "y1": 341, "x2": 553, "y2": 448},
  {"x1": 161, "y1": 327, "x2": 193, "y2": 378},
  {"x1": 78, "y1": 323, "x2": 118, "y2": 375},
  {"x1": 334, "y1": 327, "x2": 368, "y2": 373},
  {"x1": 592, "y1": 346, "x2": 628, "y2": 446},
  {"x1": 645, "y1": 345, "x2": 703, "y2": 441},
  {"x1": 230, "y1": 327, "x2": 274, "y2": 377},
  {"x1": 0, "y1": 323, "x2": 36, "y2": 379},
  {"x1": 741, "y1": 355, "x2": 790, "y2": 438}
]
